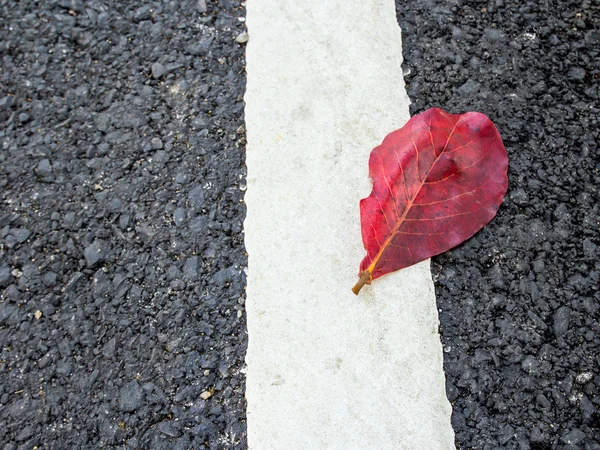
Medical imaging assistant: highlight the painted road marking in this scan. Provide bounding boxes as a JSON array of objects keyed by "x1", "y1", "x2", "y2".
[{"x1": 244, "y1": 0, "x2": 455, "y2": 448}]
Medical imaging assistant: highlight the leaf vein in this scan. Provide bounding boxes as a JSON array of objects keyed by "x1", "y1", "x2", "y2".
[
  {"x1": 393, "y1": 145, "x2": 410, "y2": 203},
  {"x1": 376, "y1": 154, "x2": 400, "y2": 221},
  {"x1": 413, "y1": 178, "x2": 493, "y2": 206},
  {"x1": 423, "y1": 150, "x2": 490, "y2": 185},
  {"x1": 404, "y1": 207, "x2": 485, "y2": 222}
]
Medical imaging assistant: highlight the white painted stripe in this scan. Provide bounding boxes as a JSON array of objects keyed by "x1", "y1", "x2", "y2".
[{"x1": 244, "y1": 0, "x2": 455, "y2": 448}]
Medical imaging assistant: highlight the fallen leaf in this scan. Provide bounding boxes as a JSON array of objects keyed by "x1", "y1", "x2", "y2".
[
  {"x1": 353, "y1": 108, "x2": 508, "y2": 294},
  {"x1": 34, "y1": 310, "x2": 43, "y2": 320}
]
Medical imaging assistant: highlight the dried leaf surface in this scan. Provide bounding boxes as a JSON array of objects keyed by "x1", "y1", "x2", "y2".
[{"x1": 354, "y1": 108, "x2": 508, "y2": 293}]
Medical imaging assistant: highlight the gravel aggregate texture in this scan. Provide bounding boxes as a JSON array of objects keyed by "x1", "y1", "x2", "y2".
[
  {"x1": 3, "y1": 0, "x2": 600, "y2": 448},
  {"x1": 396, "y1": 0, "x2": 600, "y2": 448},
  {"x1": 0, "y1": 0, "x2": 248, "y2": 448}
]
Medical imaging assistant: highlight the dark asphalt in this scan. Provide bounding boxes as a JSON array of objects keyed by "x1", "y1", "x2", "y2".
[
  {"x1": 1, "y1": 0, "x2": 598, "y2": 449},
  {"x1": 396, "y1": 0, "x2": 600, "y2": 448},
  {"x1": 0, "y1": 1, "x2": 247, "y2": 448}
]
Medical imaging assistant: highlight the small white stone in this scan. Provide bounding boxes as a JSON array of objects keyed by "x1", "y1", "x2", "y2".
[
  {"x1": 235, "y1": 32, "x2": 249, "y2": 44},
  {"x1": 576, "y1": 372, "x2": 593, "y2": 384},
  {"x1": 200, "y1": 390, "x2": 213, "y2": 400}
]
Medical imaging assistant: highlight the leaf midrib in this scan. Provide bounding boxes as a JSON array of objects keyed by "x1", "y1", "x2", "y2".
[{"x1": 366, "y1": 116, "x2": 460, "y2": 276}]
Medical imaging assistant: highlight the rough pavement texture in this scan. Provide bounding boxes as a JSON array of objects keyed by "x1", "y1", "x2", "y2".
[
  {"x1": 396, "y1": 0, "x2": 600, "y2": 448},
  {"x1": 0, "y1": 0, "x2": 248, "y2": 448}
]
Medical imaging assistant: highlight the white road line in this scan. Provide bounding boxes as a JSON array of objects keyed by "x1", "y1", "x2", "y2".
[{"x1": 244, "y1": 0, "x2": 455, "y2": 448}]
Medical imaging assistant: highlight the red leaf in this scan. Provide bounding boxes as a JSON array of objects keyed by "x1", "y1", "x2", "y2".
[{"x1": 352, "y1": 108, "x2": 508, "y2": 295}]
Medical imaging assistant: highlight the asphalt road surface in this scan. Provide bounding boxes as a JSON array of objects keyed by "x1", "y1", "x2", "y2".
[
  {"x1": 1, "y1": 1, "x2": 248, "y2": 448},
  {"x1": 0, "y1": 0, "x2": 598, "y2": 449}
]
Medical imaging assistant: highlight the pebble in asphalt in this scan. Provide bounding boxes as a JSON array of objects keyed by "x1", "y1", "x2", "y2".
[
  {"x1": 0, "y1": 0, "x2": 248, "y2": 448},
  {"x1": 396, "y1": 0, "x2": 600, "y2": 448}
]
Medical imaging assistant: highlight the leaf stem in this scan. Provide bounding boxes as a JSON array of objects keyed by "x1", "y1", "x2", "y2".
[{"x1": 351, "y1": 271, "x2": 372, "y2": 295}]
